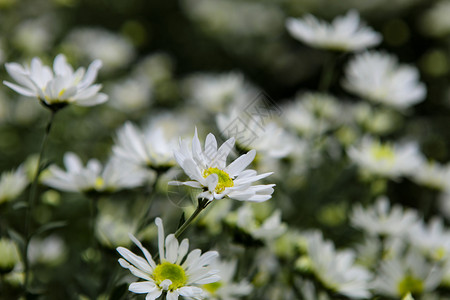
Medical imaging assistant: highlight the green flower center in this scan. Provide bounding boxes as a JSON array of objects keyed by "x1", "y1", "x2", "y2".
[
  {"x1": 203, "y1": 281, "x2": 223, "y2": 294},
  {"x1": 203, "y1": 167, "x2": 234, "y2": 193},
  {"x1": 371, "y1": 143, "x2": 395, "y2": 162},
  {"x1": 152, "y1": 262, "x2": 187, "y2": 291},
  {"x1": 397, "y1": 274, "x2": 424, "y2": 297}
]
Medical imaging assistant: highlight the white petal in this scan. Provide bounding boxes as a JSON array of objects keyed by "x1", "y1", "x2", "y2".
[
  {"x1": 129, "y1": 233, "x2": 156, "y2": 269},
  {"x1": 155, "y1": 217, "x2": 165, "y2": 260},
  {"x1": 129, "y1": 281, "x2": 157, "y2": 294},
  {"x1": 165, "y1": 234, "x2": 179, "y2": 263},
  {"x1": 225, "y1": 150, "x2": 256, "y2": 177}
]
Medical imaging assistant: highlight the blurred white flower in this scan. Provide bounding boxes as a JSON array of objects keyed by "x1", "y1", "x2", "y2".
[
  {"x1": 373, "y1": 250, "x2": 443, "y2": 298},
  {"x1": 0, "y1": 238, "x2": 20, "y2": 274},
  {"x1": 106, "y1": 75, "x2": 153, "y2": 113},
  {"x1": 113, "y1": 121, "x2": 179, "y2": 169},
  {"x1": 350, "y1": 102, "x2": 400, "y2": 135},
  {"x1": 12, "y1": 16, "x2": 57, "y2": 54},
  {"x1": 351, "y1": 196, "x2": 420, "y2": 237},
  {"x1": 169, "y1": 128, "x2": 275, "y2": 202},
  {"x1": 63, "y1": 28, "x2": 135, "y2": 72},
  {"x1": 411, "y1": 159, "x2": 450, "y2": 190},
  {"x1": 301, "y1": 231, "x2": 372, "y2": 299},
  {"x1": 42, "y1": 152, "x2": 148, "y2": 194},
  {"x1": 201, "y1": 259, "x2": 252, "y2": 300},
  {"x1": 0, "y1": 165, "x2": 28, "y2": 204},
  {"x1": 286, "y1": 10, "x2": 381, "y2": 51},
  {"x1": 3, "y1": 54, "x2": 108, "y2": 110},
  {"x1": 183, "y1": 72, "x2": 247, "y2": 113},
  {"x1": 347, "y1": 136, "x2": 423, "y2": 179},
  {"x1": 408, "y1": 217, "x2": 450, "y2": 261},
  {"x1": 229, "y1": 204, "x2": 287, "y2": 242},
  {"x1": 342, "y1": 51, "x2": 426, "y2": 110},
  {"x1": 420, "y1": 0, "x2": 450, "y2": 37},
  {"x1": 117, "y1": 217, "x2": 220, "y2": 300},
  {"x1": 28, "y1": 235, "x2": 67, "y2": 266}
]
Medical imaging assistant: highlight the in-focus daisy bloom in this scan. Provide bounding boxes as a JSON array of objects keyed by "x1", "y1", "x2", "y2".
[
  {"x1": 342, "y1": 51, "x2": 426, "y2": 110},
  {"x1": 169, "y1": 129, "x2": 275, "y2": 202},
  {"x1": 285, "y1": 10, "x2": 381, "y2": 52},
  {"x1": 117, "y1": 217, "x2": 220, "y2": 300},
  {"x1": 3, "y1": 54, "x2": 108, "y2": 110},
  {"x1": 347, "y1": 136, "x2": 422, "y2": 180}
]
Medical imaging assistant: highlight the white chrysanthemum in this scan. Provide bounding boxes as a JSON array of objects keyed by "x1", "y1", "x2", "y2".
[
  {"x1": 169, "y1": 129, "x2": 275, "y2": 202},
  {"x1": 183, "y1": 72, "x2": 247, "y2": 113},
  {"x1": 410, "y1": 159, "x2": 450, "y2": 190},
  {"x1": 0, "y1": 165, "x2": 28, "y2": 204},
  {"x1": 216, "y1": 110, "x2": 295, "y2": 159},
  {"x1": 113, "y1": 121, "x2": 180, "y2": 169},
  {"x1": 421, "y1": 0, "x2": 450, "y2": 37},
  {"x1": 63, "y1": 28, "x2": 135, "y2": 72},
  {"x1": 408, "y1": 217, "x2": 450, "y2": 261},
  {"x1": 107, "y1": 75, "x2": 153, "y2": 113},
  {"x1": 351, "y1": 196, "x2": 420, "y2": 237},
  {"x1": 347, "y1": 136, "x2": 422, "y2": 179},
  {"x1": 28, "y1": 235, "x2": 66, "y2": 266},
  {"x1": 229, "y1": 204, "x2": 287, "y2": 242},
  {"x1": 3, "y1": 54, "x2": 108, "y2": 109},
  {"x1": 342, "y1": 51, "x2": 426, "y2": 110},
  {"x1": 201, "y1": 259, "x2": 252, "y2": 300},
  {"x1": 117, "y1": 217, "x2": 220, "y2": 300},
  {"x1": 286, "y1": 10, "x2": 381, "y2": 52},
  {"x1": 42, "y1": 152, "x2": 148, "y2": 194},
  {"x1": 302, "y1": 231, "x2": 372, "y2": 299},
  {"x1": 373, "y1": 250, "x2": 443, "y2": 298}
]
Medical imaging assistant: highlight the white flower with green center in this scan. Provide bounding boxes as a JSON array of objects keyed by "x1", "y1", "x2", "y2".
[
  {"x1": 169, "y1": 128, "x2": 275, "y2": 202},
  {"x1": 117, "y1": 218, "x2": 220, "y2": 300},
  {"x1": 408, "y1": 217, "x2": 450, "y2": 261},
  {"x1": 347, "y1": 136, "x2": 422, "y2": 179},
  {"x1": 286, "y1": 10, "x2": 381, "y2": 52},
  {"x1": 42, "y1": 152, "x2": 148, "y2": 194},
  {"x1": 3, "y1": 54, "x2": 108, "y2": 110},
  {"x1": 373, "y1": 250, "x2": 443, "y2": 298}
]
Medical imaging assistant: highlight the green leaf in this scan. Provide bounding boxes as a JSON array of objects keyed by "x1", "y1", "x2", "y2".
[
  {"x1": 7, "y1": 228, "x2": 25, "y2": 253},
  {"x1": 33, "y1": 221, "x2": 68, "y2": 237}
]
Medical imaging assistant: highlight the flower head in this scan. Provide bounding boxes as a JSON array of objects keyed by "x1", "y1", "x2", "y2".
[
  {"x1": 117, "y1": 217, "x2": 220, "y2": 299},
  {"x1": 169, "y1": 129, "x2": 275, "y2": 202},
  {"x1": 342, "y1": 51, "x2": 426, "y2": 110},
  {"x1": 3, "y1": 54, "x2": 108, "y2": 110},
  {"x1": 286, "y1": 10, "x2": 381, "y2": 52},
  {"x1": 0, "y1": 165, "x2": 28, "y2": 204}
]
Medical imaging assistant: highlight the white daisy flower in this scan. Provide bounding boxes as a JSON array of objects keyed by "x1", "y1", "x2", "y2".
[
  {"x1": 42, "y1": 152, "x2": 148, "y2": 194},
  {"x1": 373, "y1": 250, "x2": 443, "y2": 298},
  {"x1": 302, "y1": 231, "x2": 372, "y2": 299},
  {"x1": 169, "y1": 129, "x2": 275, "y2": 202},
  {"x1": 0, "y1": 165, "x2": 28, "y2": 204},
  {"x1": 347, "y1": 136, "x2": 423, "y2": 179},
  {"x1": 285, "y1": 10, "x2": 381, "y2": 52},
  {"x1": 117, "y1": 217, "x2": 220, "y2": 300},
  {"x1": 342, "y1": 51, "x2": 426, "y2": 110},
  {"x1": 350, "y1": 196, "x2": 420, "y2": 237},
  {"x1": 411, "y1": 159, "x2": 450, "y2": 190},
  {"x1": 113, "y1": 121, "x2": 180, "y2": 169},
  {"x1": 408, "y1": 217, "x2": 450, "y2": 261},
  {"x1": 201, "y1": 259, "x2": 252, "y2": 300},
  {"x1": 3, "y1": 54, "x2": 108, "y2": 110}
]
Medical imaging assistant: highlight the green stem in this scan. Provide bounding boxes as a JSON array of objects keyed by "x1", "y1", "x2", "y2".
[
  {"x1": 23, "y1": 110, "x2": 56, "y2": 291},
  {"x1": 174, "y1": 198, "x2": 209, "y2": 239}
]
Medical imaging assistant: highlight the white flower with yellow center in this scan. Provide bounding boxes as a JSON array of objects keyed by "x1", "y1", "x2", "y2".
[
  {"x1": 3, "y1": 54, "x2": 108, "y2": 110},
  {"x1": 286, "y1": 10, "x2": 381, "y2": 52},
  {"x1": 117, "y1": 218, "x2": 220, "y2": 300},
  {"x1": 42, "y1": 152, "x2": 148, "y2": 194},
  {"x1": 408, "y1": 217, "x2": 450, "y2": 261},
  {"x1": 169, "y1": 129, "x2": 275, "y2": 202},
  {"x1": 347, "y1": 136, "x2": 422, "y2": 179},
  {"x1": 0, "y1": 165, "x2": 28, "y2": 204}
]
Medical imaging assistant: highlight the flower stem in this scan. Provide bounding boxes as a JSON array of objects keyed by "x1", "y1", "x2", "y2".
[
  {"x1": 23, "y1": 110, "x2": 56, "y2": 291},
  {"x1": 174, "y1": 198, "x2": 210, "y2": 239}
]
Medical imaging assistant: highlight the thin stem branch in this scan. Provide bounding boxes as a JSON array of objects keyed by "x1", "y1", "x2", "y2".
[
  {"x1": 23, "y1": 110, "x2": 56, "y2": 291},
  {"x1": 174, "y1": 198, "x2": 209, "y2": 239}
]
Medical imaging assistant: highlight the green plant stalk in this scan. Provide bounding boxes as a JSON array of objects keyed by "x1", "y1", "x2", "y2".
[
  {"x1": 174, "y1": 197, "x2": 210, "y2": 239},
  {"x1": 23, "y1": 110, "x2": 56, "y2": 291}
]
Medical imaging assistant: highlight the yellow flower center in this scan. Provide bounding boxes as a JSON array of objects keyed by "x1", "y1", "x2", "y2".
[
  {"x1": 94, "y1": 177, "x2": 104, "y2": 190},
  {"x1": 203, "y1": 281, "x2": 223, "y2": 294},
  {"x1": 371, "y1": 143, "x2": 395, "y2": 162},
  {"x1": 152, "y1": 262, "x2": 187, "y2": 291},
  {"x1": 203, "y1": 167, "x2": 234, "y2": 193},
  {"x1": 397, "y1": 274, "x2": 424, "y2": 297}
]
